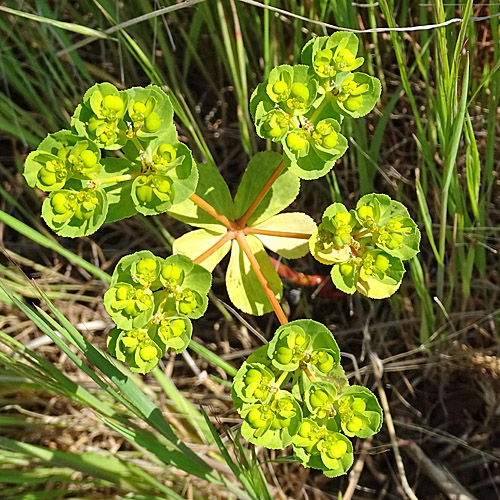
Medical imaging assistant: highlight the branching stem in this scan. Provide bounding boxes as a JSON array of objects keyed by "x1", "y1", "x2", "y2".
[
  {"x1": 236, "y1": 160, "x2": 286, "y2": 227},
  {"x1": 243, "y1": 227, "x2": 312, "y2": 239},
  {"x1": 193, "y1": 231, "x2": 235, "y2": 265},
  {"x1": 189, "y1": 194, "x2": 237, "y2": 230},
  {"x1": 235, "y1": 232, "x2": 288, "y2": 325}
]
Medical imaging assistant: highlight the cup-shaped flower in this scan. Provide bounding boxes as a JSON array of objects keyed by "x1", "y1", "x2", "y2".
[
  {"x1": 309, "y1": 203, "x2": 357, "y2": 265},
  {"x1": 150, "y1": 314, "x2": 192, "y2": 354},
  {"x1": 334, "y1": 386, "x2": 383, "y2": 438},
  {"x1": 108, "y1": 327, "x2": 163, "y2": 374},
  {"x1": 293, "y1": 418, "x2": 353, "y2": 477},
  {"x1": 232, "y1": 362, "x2": 276, "y2": 409},
  {"x1": 131, "y1": 173, "x2": 174, "y2": 216},
  {"x1": 125, "y1": 85, "x2": 174, "y2": 138},
  {"x1": 332, "y1": 72, "x2": 381, "y2": 118},
  {"x1": 72, "y1": 83, "x2": 128, "y2": 149},
  {"x1": 241, "y1": 390, "x2": 302, "y2": 449},
  {"x1": 265, "y1": 65, "x2": 318, "y2": 116},
  {"x1": 301, "y1": 32, "x2": 364, "y2": 81},
  {"x1": 355, "y1": 194, "x2": 421, "y2": 260},
  {"x1": 267, "y1": 320, "x2": 341, "y2": 376},
  {"x1": 331, "y1": 248, "x2": 405, "y2": 299},
  {"x1": 42, "y1": 187, "x2": 108, "y2": 237},
  {"x1": 304, "y1": 381, "x2": 338, "y2": 420},
  {"x1": 104, "y1": 282, "x2": 154, "y2": 330}
]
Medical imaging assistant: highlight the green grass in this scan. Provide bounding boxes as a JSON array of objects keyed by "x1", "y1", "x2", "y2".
[{"x1": 0, "y1": 1, "x2": 499, "y2": 499}]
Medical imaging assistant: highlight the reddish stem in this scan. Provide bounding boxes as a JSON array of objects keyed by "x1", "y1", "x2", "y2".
[
  {"x1": 236, "y1": 160, "x2": 286, "y2": 227},
  {"x1": 243, "y1": 227, "x2": 312, "y2": 239},
  {"x1": 193, "y1": 231, "x2": 235, "y2": 265},
  {"x1": 189, "y1": 194, "x2": 236, "y2": 230},
  {"x1": 235, "y1": 232, "x2": 288, "y2": 325}
]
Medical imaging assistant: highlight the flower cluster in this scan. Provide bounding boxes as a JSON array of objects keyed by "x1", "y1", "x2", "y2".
[
  {"x1": 309, "y1": 194, "x2": 421, "y2": 298},
  {"x1": 250, "y1": 32, "x2": 381, "y2": 179},
  {"x1": 231, "y1": 320, "x2": 383, "y2": 477},
  {"x1": 24, "y1": 84, "x2": 198, "y2": 237},
  {"x1": 104, "y1": 251, "x2": 212, "y2": 373}
]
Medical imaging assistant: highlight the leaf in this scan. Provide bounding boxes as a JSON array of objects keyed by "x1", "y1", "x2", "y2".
[
  {"x1": 250, "y1": 213, "x2": 316, "y2": 259},
  {"x1": 168, "y1": 162, "x2": 234, "y2": 231},
  {"x1": 233, "y1": 151, "x2": 300, "y2": 226},
  {"x1": 226, "y1": 235, "x2": 283, "y2": 316},
  {"x1": 355, "y1": 254, "x2": 405, "y2": 299},
  {"x1": 110, "y1": 250, "x2": 161, "y2": 288},
  {"x1": 100, "y1": 158, "x2": 139, "y2": 223},
  {"x1": 173, "y1": 227, "x2": 230, "y2": 272}
]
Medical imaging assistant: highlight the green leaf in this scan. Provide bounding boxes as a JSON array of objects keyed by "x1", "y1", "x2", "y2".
[
  {"x1": 233, "y1": 151, "x2": 300, "y2": 226},
  {"x1": 250, "y1": 213, "x2": 316, "y2": 259},
  {"x1": 100, "y1": 158, "x2": 139, "y2": 223},
  {"x1": 335, "y1": 385, "x2": 383, "y2": 438},
  {"x1": 226, "y1": 235, "x2": 282, "y2": 316},
  {"x1": 168, "y1": 162, "x2": 234, "y2": 231},
  {"x1": 41, "y1": 187, "x2": 108, "y2": 237},
  {"x1": 304, "y1": 381, "x2": 338, "y2": 419},
  {"x1": 173, "y1": 227, "x2": 230, "y2": 272}
]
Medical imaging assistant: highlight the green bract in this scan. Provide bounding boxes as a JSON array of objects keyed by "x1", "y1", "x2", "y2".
[
  {"x1": 41, "y1": 187, "x2": 108, "y2": 237},
  {"x1": 310, "y1": 195, "x2": 420, "y2": 298},
  {"x1": 72, "y1": 82, "x2": 129, "y2": 149},
  {"x1": 240, "y1": 390, "x2": 302, "y2": 449},
  {"x1": 104, "y1": 251, "x2": 212, "y2": 372},
  {"x1": 24, "y1": 130, "x2": 102, "y2": 192},
  {"x1": 302, "y1": 32, "x2": 364, "y2": 80},
  {"x1": 293, "y1": 418, "x2": 354, "y2": 477},
  {"x1": 334, "y1": 386, "x2": 383, "y2": 438}
]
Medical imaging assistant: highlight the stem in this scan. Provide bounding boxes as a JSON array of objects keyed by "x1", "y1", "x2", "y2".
[
  {"x1": 304, "y1": 367, "x2": 316, "y2": 382},
  {"x1": 243, "y1": 227, "x2": 312, "y2": 239},
  {"x1": 234, "y1": 232, "x2": 288, "y2": 325},
  {"x1": 131, "y1": 135, "x2": 145, "y2": 153},
  {"x1": 308, "y1": 92, "x2": 334, "y2": 124},
  {"x1": 236, "y1": 160, "x2": 286, "y2": 227},
  {"x1": 96, "y1": 172, "x2": 141, "y2": 186},
  {"x1": 193, "y1": 231, "x2": 234, "y2": 264},
  {"x1": 353, "y1": 228, "x2": 372, "y2": 240},
  {"x1": 189, "y1": 194, "x2": 236, "y2": 230}
]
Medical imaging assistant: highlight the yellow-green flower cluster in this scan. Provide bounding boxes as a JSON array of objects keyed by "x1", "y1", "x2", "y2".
[
  {"x1": 232, "y1": 320, "x2": 383, "y2": 477},
  {"x1": 104, "y1": 251, "x2": 211, "y2": 373}
]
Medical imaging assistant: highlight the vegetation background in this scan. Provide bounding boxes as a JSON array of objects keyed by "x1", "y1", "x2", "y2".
[{"x1": 0, "y1": 1, "x2": 498, "y2": 499}]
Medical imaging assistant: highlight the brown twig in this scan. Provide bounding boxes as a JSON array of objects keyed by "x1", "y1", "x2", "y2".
[{"x1": 193, "y1": 231, "x2": 234, "y2": 265}]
